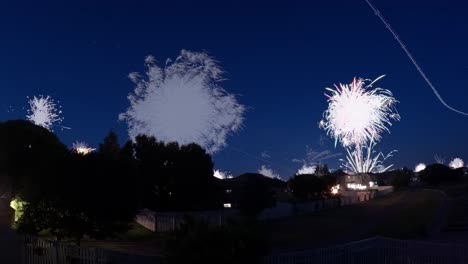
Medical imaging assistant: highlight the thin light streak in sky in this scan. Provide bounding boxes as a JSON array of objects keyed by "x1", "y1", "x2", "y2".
[{"x1": 365, "y1": 0, "x2": 468, "y2": 116}]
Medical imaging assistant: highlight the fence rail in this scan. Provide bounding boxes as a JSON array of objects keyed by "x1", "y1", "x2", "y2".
[
  {"x1": 21, "y1": 236, "x2": 162, "y2": 264},
  {"x1": 264, "y1": 237, "x2": 468, "y2": 264}
]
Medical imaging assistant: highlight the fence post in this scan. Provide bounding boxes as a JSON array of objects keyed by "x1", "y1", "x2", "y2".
[{"x1": 53, "y1": 241, "x2": 59, "y2": 264}]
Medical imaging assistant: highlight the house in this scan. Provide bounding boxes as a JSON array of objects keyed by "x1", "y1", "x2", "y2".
[{"x1": 220, "y1": 173, "x2": 287, "y2": 209}]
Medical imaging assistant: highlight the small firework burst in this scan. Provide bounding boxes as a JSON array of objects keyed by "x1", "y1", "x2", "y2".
[
  {"x1": 72, "y1": 141, "x2": 96, "y2": 155},
  {"x1": 26, "y1": 95, "x2": 63, "y2": 131},
  {"x1": 296, "y1": 165, "x2": 316, "y2": 175},
  {"x1": 213, "y1": 169, "x2": 233, "y2": 179},
  {"x1": 414, "y1": 163, "x2": 426, "y2": 173},
  {"x1": 449, "y1": 158, "x2": 464, "y2": 169},
  {"x1": 258, "y1": 165, "x2": 280, "y2": 179}
]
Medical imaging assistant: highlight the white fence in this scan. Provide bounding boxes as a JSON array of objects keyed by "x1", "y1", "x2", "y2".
[
  {"x1": 136, "y1": 188, "x2": 394, "y2": 231},
  {"x1": 21, "y1": 236, "x2": 162, "y2": 264},
  {"x1": 264, "y1": 236, "x2": 468, "y2": 264},
  {"x1": 136, "y1": 209, "x2": 239, "y2": 233}
]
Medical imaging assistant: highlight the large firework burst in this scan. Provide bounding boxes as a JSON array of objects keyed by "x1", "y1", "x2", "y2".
[
  {"x1": 119, "y1": 50, "x2": 245, "y2": 154},
  {"x1": 26, "y1": 95, "x2": 63, "y2": 131},
  {"x1": 320, "y1": 76, "x2": 399, "y2": 173}
]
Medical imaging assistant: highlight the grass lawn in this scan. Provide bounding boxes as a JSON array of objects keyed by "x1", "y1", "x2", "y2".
[
  {"x1": 264, "y1": 189, "x2": 445, "y2": 251},
  {"x1": 81, "y1": 223, "x2": 166, "y2": 256}
]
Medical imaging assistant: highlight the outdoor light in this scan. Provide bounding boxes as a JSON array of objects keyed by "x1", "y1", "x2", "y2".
[{"x1": 347, "y1": 183, "x2": 367, "y2": 190}]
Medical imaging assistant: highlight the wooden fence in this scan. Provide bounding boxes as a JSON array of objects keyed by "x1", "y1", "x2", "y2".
[{"x1": 21, "y1": 236, "x2": 162, "y2": 264}]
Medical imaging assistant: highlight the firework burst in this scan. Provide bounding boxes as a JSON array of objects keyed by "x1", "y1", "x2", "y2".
[
  {"x1": 72, "y1": 141, "x2": 96, "y2": 155},
  {"x1": 414, "y1": 163, "x2": 426, "y2": 172},
  {"x1": 320, "y1": 76, "x2": 399, "y2": 173},
  {"x1": 26, "y1": 95, "x2": 63, "y2": 131},
  {"x1": 213, "y1": 169, "x2": 233, "y2": 179},
  {"x1": 258, "y1": 165, "x2": 280, "y2": 179},
  {"x1": 449, "y1": 158, "x2": 464, "y2": 169},
  {"x1": 119, "y1": 50, "x2": 245, "y2": 153}
]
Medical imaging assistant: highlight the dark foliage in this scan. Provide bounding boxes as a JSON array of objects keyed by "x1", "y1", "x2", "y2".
[
  {"x1": 0, "y1": 120, "x2": 69, "y2": 200},
  {"x1": 391, "y1": 167, "x2": 413, "y2": 190},
  {"x1": 288, "y1": 173, "x2": 336, "y2": 202},
  {"x1": 235, "y1": 174, "x2": 278, "y2": 217},
  {"x1": 165, "y1": 218, "x2": 270, "y2": 264},
  {"x1": 419, "y1": 164, "x2": 463, "y2": 186},
  {"x1": 15, "y1": 131, "x2": 138, "y2": 244},
  {"x1": 131, "y1": 135, "x2": 222, "y2": 211}
]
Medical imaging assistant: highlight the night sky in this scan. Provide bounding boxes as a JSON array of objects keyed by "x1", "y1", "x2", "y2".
[{"x1": 1, "y1": 0, "x2": 467, "y2": 178}]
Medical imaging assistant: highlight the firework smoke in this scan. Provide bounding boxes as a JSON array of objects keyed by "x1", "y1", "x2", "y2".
[
  {"x1": 449, "y1": 158, "x2": 464, "y2": 169},
  {"x1": 320, "y1": 76, "x2": 399, "y2": 173},
  {"x1": 120, "y1": 50, "x2": 245, "y2": 154},
  {"x1": 414, "y1": 163, "x2": 426, "y2": 173},
  {"x1": 72, "y1": 141, "x2": 96, "y2": 155},
  {"x1": 258, "y1": 165, "x2": 280, "y2": 179},
  {"x1": 26, "y1": 95, "x2": 63, "y2": 131}
]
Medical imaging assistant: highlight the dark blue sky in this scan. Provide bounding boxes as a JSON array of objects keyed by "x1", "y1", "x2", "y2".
[{"x1": 1, "y1": 0, "x2": 467, "y2": 177}]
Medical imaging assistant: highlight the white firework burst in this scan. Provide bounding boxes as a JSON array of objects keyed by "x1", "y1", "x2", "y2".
[
  {"x1": 449, "y1": 158, "x2": 464, "y2": 169},
  {"x1": 296, "y1": 165, "x2": 316, "y2": 175},
  {"x1": 414, "y1": 163, "x2": 426, "y2": 172},
  {"x1": 26, "y1": 95, "x2": 63, "y2": 131},
  {"x1": 120, "y1": 50, "x2": 245, "y2": 154},
  {"x1": 321, "y1": 76, "x2": 399, "y2": 148},
  {"x1": 72, "y1": 141, "x2": 96, "y2": 155},
  {"x1": 213, "y1": 169, "x2": 233, "y2": 179},
  {"x1": 258, "y1": 165, "x2": 280, "y2": 179},
  {"x1": 320, "y1": 76, "x2": 399, "y2": 173}
]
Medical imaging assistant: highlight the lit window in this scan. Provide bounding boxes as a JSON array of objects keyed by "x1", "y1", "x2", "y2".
[
  {"x1": 223, "y1": 203, "x2": 231, "y2": 208},
  {"x1": 226, "y1": 189, "x2": 232, "y2": 193}
]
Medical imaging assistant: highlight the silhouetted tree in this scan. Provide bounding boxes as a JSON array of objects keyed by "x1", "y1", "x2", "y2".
[
  {"x1": 237, "y1": 174, "x2": 277, "y2": 217},
  {"x1": 0, "y1": 120, "x2": 68, "y2": 200},
  {"x1": 419, "y1": 163, "x2": 463, "y2": 186},
  {"x1": 131, "y1": 135, "x2": 221, "y2": 211},
  {"x1": 288, "y1": 173, "x2": 336, "y2": 202},
  {"x1": 391, "y1": 167, "x2": 413, "y2": 190},
  {"x1": 16, "y1": 131, "x2": 138, "y2": 244}
]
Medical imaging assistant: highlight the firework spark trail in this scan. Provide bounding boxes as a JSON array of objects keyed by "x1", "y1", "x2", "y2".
[
  {"x1": 120, "y1": 50, "x2": 245, "y2": 154},
  {"x1": 228, "y1": 145, "x2": 297, "y2": 174},
  {"x1": 26, "y1": 95, "x2": 64, "y2": 131},
  {"x1": 293, "y1": 147, "x2": 341, "y2": 175},
  {"x1": 364, "y1": 0, "x2": 468, "y2": 116}
]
